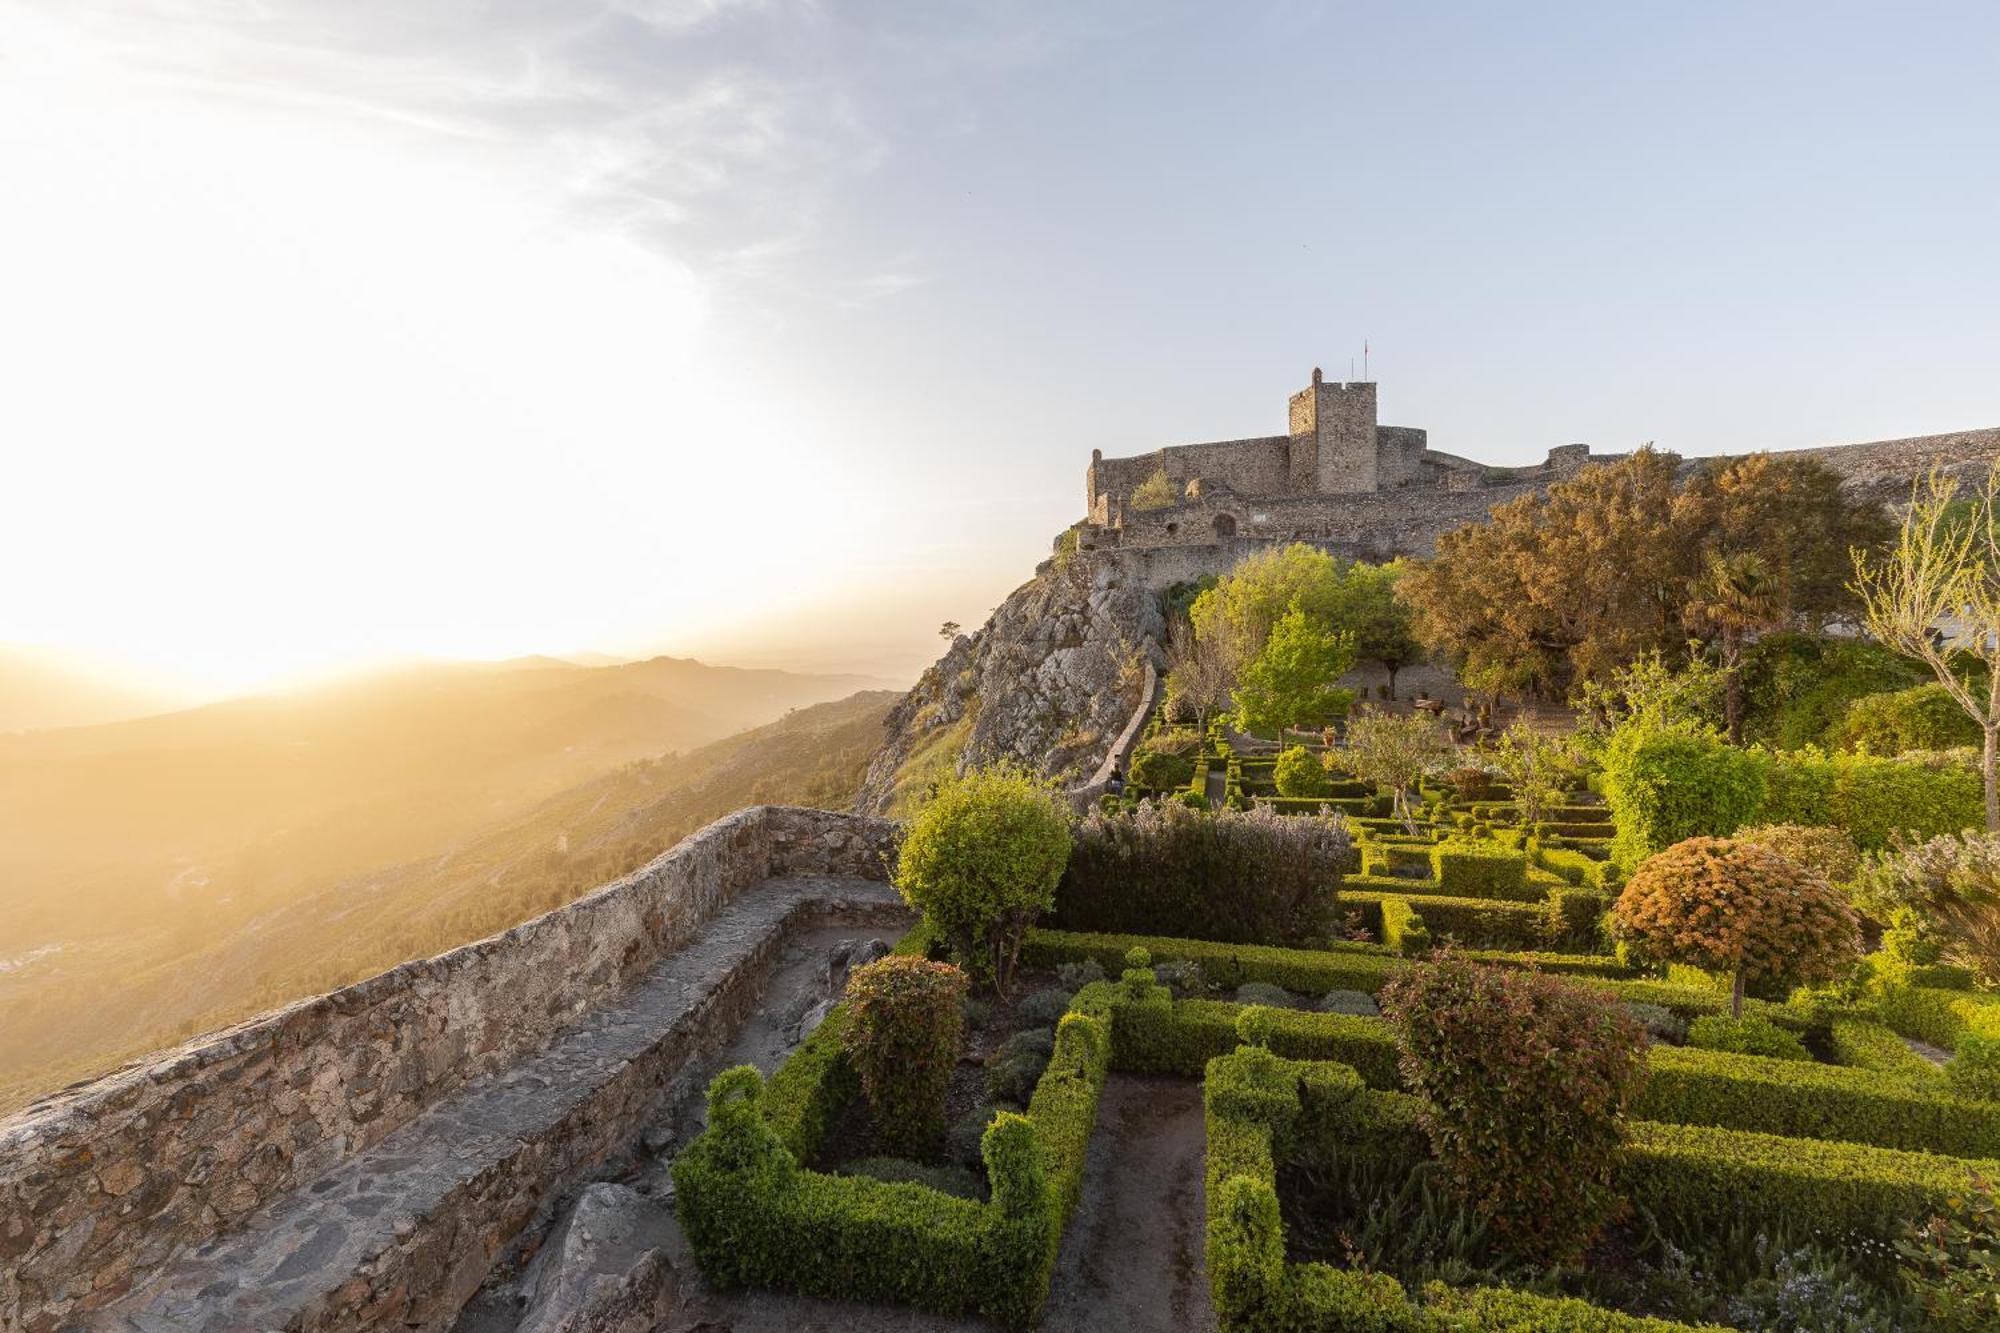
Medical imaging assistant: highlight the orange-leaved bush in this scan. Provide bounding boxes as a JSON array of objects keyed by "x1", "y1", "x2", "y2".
[
  {"x1": 840, "y1": 954, "x2": 970, "y2": 1156},
  {"x1": 1380, "y1": 951, "x2": 1649, "y2": 1265},
  {"x1": 1613, "y1": 835, "x2": 1861, "y2": 1015}
]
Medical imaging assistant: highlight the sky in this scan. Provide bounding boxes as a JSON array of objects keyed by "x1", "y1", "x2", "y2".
[{"x1": 2, "y1": 1, "x2": 1997, "y2": 695}]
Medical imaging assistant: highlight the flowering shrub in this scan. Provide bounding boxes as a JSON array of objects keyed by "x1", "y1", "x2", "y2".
[
  {"x1": 896, "y1": 763, "x2": 1073, "y2": 993},
  {"x1": 840, "y1": 955, "x2": 970, "y2": 1156},
  {"x1": 1613, "y1": 836, "x2": 1862, "y2": 1015},
  {"x1": 1055, "y1": 799, "x2": 1347, "y2": 944},
  {"x1": 1380, "y1": 951, "x2": 1649, "y2": 1264}
]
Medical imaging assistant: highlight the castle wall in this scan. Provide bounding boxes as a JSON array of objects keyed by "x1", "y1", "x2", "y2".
[
  {"x1": 1375, "y1": 426, "x2": 1430, "y2": 489},
  {"x1": 0, "y1": 806, "x2": 898, "y2": 1330},
  {"x1": 1313, "y1": 381, "x2": 1379, "y2": 494}
]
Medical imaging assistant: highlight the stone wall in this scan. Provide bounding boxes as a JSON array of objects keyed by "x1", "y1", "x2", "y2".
[{"x1": 0, "y1": 806, "x2": 897, "y2": 1331}]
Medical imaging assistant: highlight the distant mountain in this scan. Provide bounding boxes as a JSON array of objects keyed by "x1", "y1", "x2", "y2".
[
  {"x1": 0, "y1": 644, "x2": 195, "y2": 733},
  {"x1": 0, "y1": 689, "x2": 899, "y2": 1113}
]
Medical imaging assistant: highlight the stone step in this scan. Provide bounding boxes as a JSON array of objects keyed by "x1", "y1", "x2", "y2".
[{"x1": 86, "y1": 876, "x2": 908, "y2": 1333}]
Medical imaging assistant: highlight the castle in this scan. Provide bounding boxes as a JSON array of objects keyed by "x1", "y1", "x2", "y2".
[{"x1": 1076, "y1": 368, "x2": 2000, "y2": 565}]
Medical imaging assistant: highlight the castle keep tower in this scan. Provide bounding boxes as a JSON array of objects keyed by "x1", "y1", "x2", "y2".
[{"x1": 1288, "y1": 368, "x2": 1379, "y2": 494}]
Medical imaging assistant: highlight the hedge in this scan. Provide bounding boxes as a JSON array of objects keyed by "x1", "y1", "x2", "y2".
[
  {"x1": 1203, "y1": 1049, "x2": 1724, "y2": 1333},
  {"x1": 1346, "y1": 889, "x2": 1553, "y2": 949},
  {"x1": 1428, "y1": 839, "x2": 1531, "y2": 899},
  {"x1": 1826, "y1": 1017, "x2": 1947, "y2": 1085},
  {"x1": 1760, "y1": 748, "x2": 1983, "y2": 850},
  {"x1": 1875, "y1": 985, "x2": 2000, "y2": 1096},
  {"x1": 1378, "y1": 895, "x2": 1431, "y2": 956},
  {"x1": 1637, "y1": 1044, "x2": 2000, "y2": 1156},
  {"x1": 1537, "y1": 844, "x2": 1614, "y2": 890},
  {"x1": 672, "y1": 994, "x2": 1110, "y2": 1326},
  {"x1": 1622, "y1": 1118, "x2": 2000, "y2": 1245}
]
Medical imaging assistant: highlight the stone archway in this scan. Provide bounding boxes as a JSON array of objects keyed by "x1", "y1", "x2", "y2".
[{"x1": 1213, "y1": 513, "x2": 1237, "y2": 538}]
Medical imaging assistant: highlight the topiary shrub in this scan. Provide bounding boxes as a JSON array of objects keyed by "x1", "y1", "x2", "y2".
[
  {"x1": 1613, "y1": 836, "x2": 1862, "y2": 1016},
  {"x1": 1686, "y1": 1013, "x2": 1811, "y2": 1061},
  {"x1": 1055, "y1": 799, "x2": 1347, "y2": 944},
  {"x1": 1600, "y1": 720, "x2": 1767, "y2": 869},
  {"x1": 896, "y1": 763, "x2": 1073, "y2": 993},
  {"x1": 1273, "y1": 744, "x2": 1335, "y2": 798},
  {"x1": 1380, "y1": 951, "x2": 1649, "y2": 1265},
  {"x1": 1733, "y1": 822, "x2": 1862, "y2": 885},
  {"x1": 840, "y1": 955, "x2": 971, "y2": 1156}
]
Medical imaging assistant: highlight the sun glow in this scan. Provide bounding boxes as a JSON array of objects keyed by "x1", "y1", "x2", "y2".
[{"x1": 0, "y1": 9, "x2": 888, "y2": 696}]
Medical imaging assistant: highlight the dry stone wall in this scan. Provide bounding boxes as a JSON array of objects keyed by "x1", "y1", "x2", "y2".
[{"x1": 0, "y1": 806, "x2": 896, "y2": 1332}]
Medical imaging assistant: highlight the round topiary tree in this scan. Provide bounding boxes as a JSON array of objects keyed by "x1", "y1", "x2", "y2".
[
  {"x1": 1613, "y1": 836, "x2": 1863, "y2": 1015},
  {"x1": 1273, "y1": 744, "x2": 1334, "y2": 798},
  {"x1": 1380, "y1": 951, "x2": 1649, "y2": 1265},
  {"x1": 895, "y1": 762, "x2": 1073, "y2": 994},
  {"x1": 840, "y1": 955, "x2": 970, "y2": 1156}
]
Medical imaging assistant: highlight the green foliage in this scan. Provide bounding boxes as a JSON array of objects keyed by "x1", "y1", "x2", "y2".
[
  {"x1": 1344, "y1": 706, "x2": 1456, "y2": 829},
  {"x1": 1429, "y1": 839, "x2": 1529, "y2": 899},
  {"x1": 1738, "y1": 632, "x2": 1927, "y2": 750},
  {"x1": 1826, "y1": 1017, "x2": 1946, "y2": 1084},
  {"x1": 1852, "y1": 831, "x2": 2000, "y2": 984},
  {"x1": 1601, "y1": 721, "x2": 1767, "y2": 867},
  {"x1": 895, "y1": 763, "x2": 1073, "y2": 993},
  {"x1": 1897, "y1": 1171, "x2": 2000, "y2": 1331},
  {"x1": 1232, "y1": 606, "x2": 1357, "y2": 735},
  {"x1": 1331, "y1": 558, "x2": 1427, "y2": 690},
  {"x1": 1833, "y1": 683, "x2": 1983, "y2": 755},
  {"x1": 1055, "y1": 799, "x2": 1347, "y2": 944},
  {"x1": 1614, "y1": 837, "x2": 1861, "y2": 1010},
  {"x1": 841, "y1": 956, "x2": 970, "y2": 1155},
  {"x1": 1380, "y1": 896, "x2": 1432, "y2": 956},
  {"x1": 1685, "y1": 1014, "x2": 1810, "y2": 1062},
  {"x1": 1273, "y1": 744, "x2": 1335, "y2": 797},
  {"x1": 1759, "y1": 747, "x2": 1983, "y2": 851},
  {"x1": 1380, "y1": 952, "x2": 1650, "y2": 1264},
  {"x1": 673, "y1": 1001, "x2": 1110, "y2": 1328},
  {"x1": 1640, "y1": 1043, "x2": 2000, "y2": 1156},
  {"x1": 1128, "y1": 747, "x2": 1195, "y2": 791}
]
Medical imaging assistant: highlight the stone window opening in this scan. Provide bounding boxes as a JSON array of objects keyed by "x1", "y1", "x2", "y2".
[{"x1": 1213, "y1": 513, "x2": 1237, "y2": 538}]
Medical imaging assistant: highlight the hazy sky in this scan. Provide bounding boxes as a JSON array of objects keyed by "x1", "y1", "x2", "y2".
[{"x1": 3, "y1": 2, "x2": 1997, "y2": 693}]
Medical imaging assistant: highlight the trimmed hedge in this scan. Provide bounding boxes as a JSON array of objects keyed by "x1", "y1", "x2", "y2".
[
  {"x1": 1638, "y1": 1044, "x2": 2000, "y2": 1155},
  {"x1": 1760, "y1": 748, "x2": 1983, "y2": 851},
  {"x1": 1826, "y1": 1017, "x2": 1947, "y2": 1084},
  {"x1": 1622, "y1": 1118, "x2": 2000, "y2": 1245},
  {"x1": 1346, "y1": 889, "x2": 1552, "y2": 949},
  {"x1": 1203, "y1": 1049, "x2": 1725, "y2": 1333},
  {"x1": 1379, "y1": 895, "x2": 1431, "y2": 956},
  {"x1": 1429, "y1": 839, "x2": 1530, "y2": 899},
  {"x1": 672, "y1": 991, "x2": 1110, "y2": 1327}
]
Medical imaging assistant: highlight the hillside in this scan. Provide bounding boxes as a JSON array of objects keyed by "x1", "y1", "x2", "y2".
[
  {"x1": 0, "y1": 644, "x2": 195, "y2": 733},
  {"x1": 0, "y1": 690, "x2": 897, "y2": 1113}
]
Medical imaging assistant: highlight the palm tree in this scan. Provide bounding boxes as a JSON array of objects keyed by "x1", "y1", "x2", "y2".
[{"x1": 1689, "y1": 552, "x2": 1780, "y2": 745}]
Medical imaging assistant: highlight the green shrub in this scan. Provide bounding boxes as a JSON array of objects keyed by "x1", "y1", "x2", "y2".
[
  {"x1": 1624, "y1": 1001, "x2": 1688, "y2": 1044},
  {"x1": 1601, "y1": 721, "x2": 1767, "y2": 868},
  {"x1": 1428, "y1": 839, "x2": 1530, "y2": 899},
  {"x1": 1614, "y1": 837, "x2": 1862, "y2": 1014},
  {"x1": 1686, "y1": 1013, "x2": 1810, "y2": 1062},
  {"x1": 1833, "y1": 683, "x2": 1982, "y2": 756},
  {"x1": 1273, "y1": 744, "x2": 1335, "y2": 798},
  {"x1": 1545, "y1": 886, "x2": 1607, "y2": 949},
  {"x1": 1380, "y1": 952, "x2": 1649, "y2": 1264},
  {"x1": 1130, "y1": 747, "x2": 1196, "y2": 792},
  {"x1": 1898, "y1": 1170, "x2": 2000, "y2": 1331},
  {"x1": 1054, "y1": 799, "x2": 1346, "y2": 944},
  {"x1": 896, "y1": 763, "x2": 1073, "y2": 993},
  {"x1": 1014, "y1": 987, "x2": 1074, "y2": 1028},
  {"x1": 1380, "y1": 896, "x2": 1431, "y2": 956},
  {"x1": 1826, "y1": 1017, "x2": 1946, "y2": 1084},
  {"x1": 837, "y1": 1155, "x2": 985, "y2": 1200},
  {"x1": 1639, "y1": 1044, "x2": 2000, "y2": 1155},
  {"x1": 841, "y1": 956, "x2": 971, "y2": 1155}
]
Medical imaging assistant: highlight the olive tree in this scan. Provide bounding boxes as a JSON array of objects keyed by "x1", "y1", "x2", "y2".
[{"x1": 1343, "y1": 707, "x2": 1454, "y2": 834}]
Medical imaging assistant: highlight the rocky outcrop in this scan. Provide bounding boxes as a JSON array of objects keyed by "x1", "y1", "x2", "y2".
[{"x1": 855, "y1": 554, "x2": 1167, "y2": 815}]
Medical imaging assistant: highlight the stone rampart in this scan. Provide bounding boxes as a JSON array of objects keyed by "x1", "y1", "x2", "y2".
[{"x1": 0, "y1": 806, "x2": 897, "y2": 1331}]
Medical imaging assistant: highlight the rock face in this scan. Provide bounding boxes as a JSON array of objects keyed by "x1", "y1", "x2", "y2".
[
  {"x1": 516, "y1": 1183, "x2": 677, "y2": 1333},
  {"x1": 856, "y1": 554, "x2": 1167, "y2": 815}
]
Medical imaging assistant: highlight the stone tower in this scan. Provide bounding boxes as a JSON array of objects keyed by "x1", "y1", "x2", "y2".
[{"x1": 1288, "y1": 368, "x2": 1379, "y2": 494}]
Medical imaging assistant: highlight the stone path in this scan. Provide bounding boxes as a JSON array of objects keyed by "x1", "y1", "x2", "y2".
[{"x1": 85, "y1": 876, "x2": 906, "y2": 1333}]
